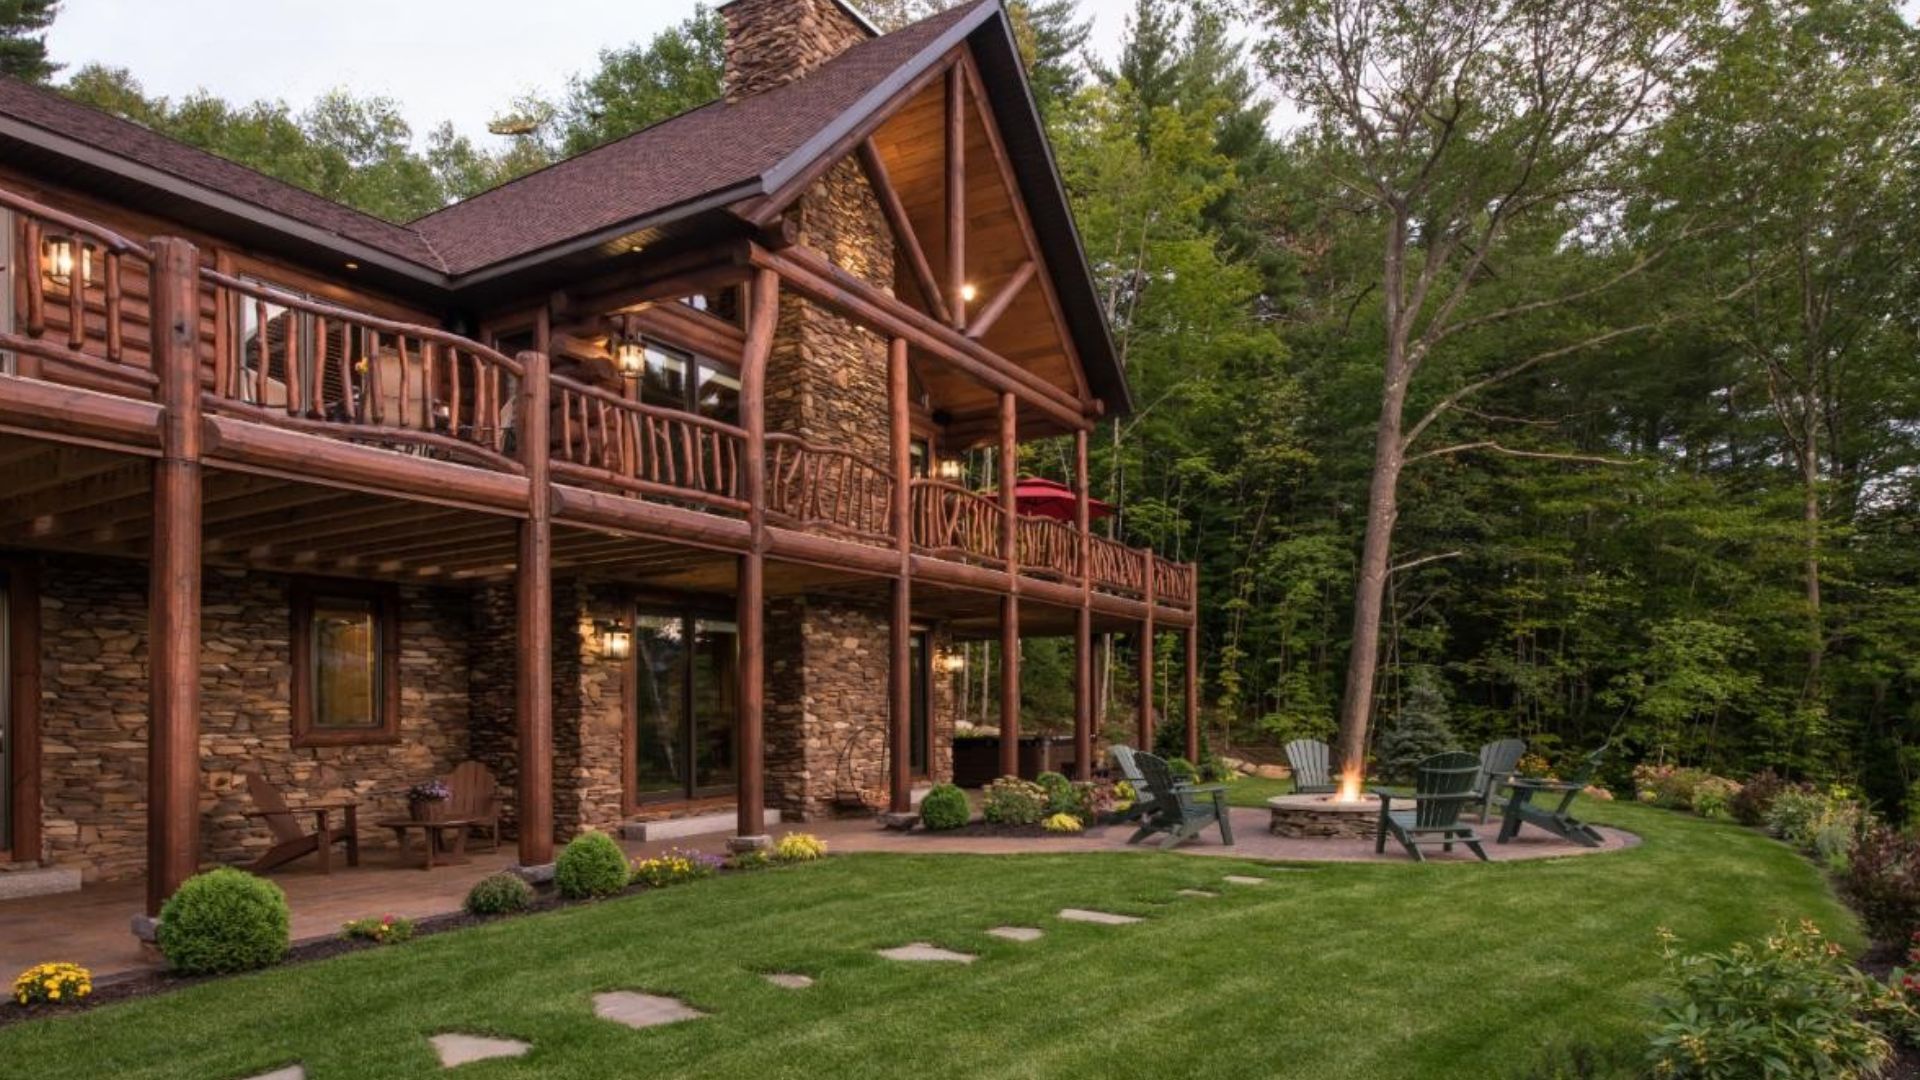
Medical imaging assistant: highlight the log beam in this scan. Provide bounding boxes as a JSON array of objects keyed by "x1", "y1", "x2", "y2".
[
  {"x1": 1185, "y1": 625, "x2": 1200, "y2": 764},
  {"x1": 997, "y1": 391, "x2": 1019, "y2": 778},
  {"x1": 1138, "y1": 558, "x2": 1155, "y2": 752},
  {"x1": 858, "y1": 141, "x2": 950, "y2": 326},
  {"x1": 1073, "y1": 428, "x2": 1093, "y2": 781},
  {"x1": 946, "y1": 64, "x2": 967, "y2": 331},
  {"x1": 889, "y1": 336, "x2": 913, "y2": 814},
  {"x1": 514, "y1": 347, "x2": 554, "y2": 869},
  {"x1": 734, "y1": 268, "x2": 779, "y2": 847}
]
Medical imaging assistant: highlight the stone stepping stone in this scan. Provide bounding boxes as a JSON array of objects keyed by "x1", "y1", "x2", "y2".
[
  {"x1": 240, "y1": 1068, "x2": 304, "y2": 1080},
  {"x1": 987, "y1": 926, "x2": 1044, "y2": 942},
  {"x1": 1177, "y1": 888, "x2": 1219, "y2": 898},
  {"x1": 763, "y1": 972, "x2": 814, "y2": 989},
  {"x1": 430, "y1": 1034, "x2": 531, "y2": 1069},
  {"x1": 878, "y1": 942, "x2": 977, "y2": 963},
  {"x1": 593, "y1": 991, "x2": 708, "y2": 1029},
  {"x1": 1057, "y1": 908, "x2": 1143, "y2": 925},
  {"x1": 1222, "y1": 875, "x2": 1267, "y2": 886}
]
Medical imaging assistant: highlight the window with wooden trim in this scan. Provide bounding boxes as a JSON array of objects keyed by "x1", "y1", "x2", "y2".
[
  {"x1": 635, "y1": 340, "x2": 740, "y2": 423},
  {"x1": 290, "y1": 582, "x2": 399, "y2": 746}
]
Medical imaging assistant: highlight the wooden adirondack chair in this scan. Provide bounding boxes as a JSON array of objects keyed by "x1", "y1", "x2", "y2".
[
  {"x1": 1127, "y1": 751, "x2": 1234, "y2": 850},
  {"x1": 1498, "y1": 744, "x2": 1611, "y2": 848},
  {"x1": 1470, "y1": 738, "x2": 1528, "y2": 822},
  {"x1": 1108, "y1": 745, "x2": 1160, "y2": 823},
  {"x1": 241, "y1": 772, "x2": 359, "y2": 874},
  {"x1": 1284, "y1": 739, "x2": 1337, "y2": 795},
  {"x1": 1374, "y1": 751, "x2": 1488, "y2": 862},
  {"x1": 443, "y1": 760, "x2": 501, "y2": 852}
]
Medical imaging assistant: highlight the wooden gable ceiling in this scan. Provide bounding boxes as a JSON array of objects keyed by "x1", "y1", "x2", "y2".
[{"x1": 865, "y1": 57, "x2": 1089, "y2": 443}]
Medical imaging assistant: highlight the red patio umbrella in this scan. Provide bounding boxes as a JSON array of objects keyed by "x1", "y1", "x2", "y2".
[{"x1": 1010, "y1": 476, "x2": 1114, "y2": 523}]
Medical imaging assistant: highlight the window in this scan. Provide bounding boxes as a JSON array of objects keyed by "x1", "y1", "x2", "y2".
[
  {"x1": 635, "y1": 340, "x2": 740, "y2": 424},
  {"x1": 234, "y1": 278, "x2": 370, "y2": 416},
  {"x1": 291, "y1": 582, "x2": 399, "y2": 746}
]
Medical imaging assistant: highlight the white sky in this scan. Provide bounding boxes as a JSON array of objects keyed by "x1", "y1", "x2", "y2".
[{"x1": 45, "y1": 0, "x2": 1145, "y2": 148}]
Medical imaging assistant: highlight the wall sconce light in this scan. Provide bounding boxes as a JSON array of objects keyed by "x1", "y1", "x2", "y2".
[
  {"x1": 935, "y1": 458, "x2": 965, "y2": 482},
  {"x1": 939, "y1": 650, "x2": 966, "y2": 675},
  {"x1": 611, "y1": 334, "x2": 646, "y2": 380},
  {"x1": 42, "y1": 235, "x2": 93, "y2": 289},
  {"x1": 595, "y1": 619, "x2": 633, "y2": 660}
]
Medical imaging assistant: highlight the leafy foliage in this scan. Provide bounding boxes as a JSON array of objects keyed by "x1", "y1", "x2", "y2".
[
  {"x1": 156, "y1": 868, "x2": 290, "y2": 975},
  {"x1": 0, "y1": 0, "x2": 58, "y2": 81},
  {"x1": 1841, "y1": 826, "x2": 1920, "y2": 946},
  {"x1": 918, "y1": 783, "x2": 971, "y2": 830},
  {"x1": 772, "y1": 833, "x2": 829, "y2": 863},
  {"x1": 463, "y1": 872, "x2": 534, "y2": 917},
  {"x1": 554, "y1": 831, "x2": 630, "y2": 900},
  {"x1": 982, "y1": 777, "x2": 1049, "y2": 826}
]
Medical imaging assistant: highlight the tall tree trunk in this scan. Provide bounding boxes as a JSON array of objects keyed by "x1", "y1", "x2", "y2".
[
  {"x1": 1798, "y1": 414, "x2": 1822, "y2": 700},
  {"x1": 1335, "y1": 360, "x2": 1410, "y2": 773}
]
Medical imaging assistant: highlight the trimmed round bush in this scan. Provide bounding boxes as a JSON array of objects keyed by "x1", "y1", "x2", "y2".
[
  {"x1": 156, "y1": 867, "x2": 290, "y2": 975},
  {"x1": 464, "y1": 871, "x2": 534, "y2": 916},
  {"x1": 555, "y1": 831, "x2": 631, "y2": 899},
  {"x1": 919, "y1": 783, "x2": 971, "y2": 830}
]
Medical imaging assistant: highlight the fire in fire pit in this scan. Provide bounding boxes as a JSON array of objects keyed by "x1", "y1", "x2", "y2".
[{"x1": 1335, "y1": 767, "x2": 1364, "y2": 804}]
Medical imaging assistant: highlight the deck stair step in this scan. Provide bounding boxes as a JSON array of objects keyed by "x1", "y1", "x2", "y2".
[
  {"x1": 620, "y1": 807, "x2": 782, "y2": 842},
  {"x1": 0, "y1": 866, "x2": 82, "y2": 900}
]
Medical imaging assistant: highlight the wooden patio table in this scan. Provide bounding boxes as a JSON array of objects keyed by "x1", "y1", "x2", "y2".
[
  {"x1": 374, "y1": 817, "x2": 479, "y2": 870},
  {"x1": 1496, "y1": 778, "x2": 1606, "y2": 848}
]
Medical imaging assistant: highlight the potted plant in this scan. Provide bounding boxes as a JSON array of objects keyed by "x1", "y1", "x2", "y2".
[{"x1": 407, "y1": 778, "x2": 451, "y2": 822}]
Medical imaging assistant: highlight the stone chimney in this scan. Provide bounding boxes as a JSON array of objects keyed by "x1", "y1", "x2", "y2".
[{"x1": 720, "y1": 0, "x2": 875, "y2": 102}]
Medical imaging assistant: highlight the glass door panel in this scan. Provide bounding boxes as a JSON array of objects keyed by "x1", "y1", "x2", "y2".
[
  {"x1": 910, "y1": 631, "x2": 930, "y2": 776},
  {"x1": 689, "y1": 618, "x2": 737, "y2": 794},
  {"x1": 631, "y1": 614, "x2": 687, "y2": 798}
]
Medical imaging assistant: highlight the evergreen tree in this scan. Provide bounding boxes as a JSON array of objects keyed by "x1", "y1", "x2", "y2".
[
  {"x1": 1374, "y1": 668, "x2": 1459, "y2": 783},
  {"x1": 0, "y1": 0, "x2": 59, "y2": 83}
]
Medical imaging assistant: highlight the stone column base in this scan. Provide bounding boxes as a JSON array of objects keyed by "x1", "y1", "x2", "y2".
[
  {"x1": 727, "y1": 834, "x2": 772, "y2": 853},
  {"x1": 878, "y1": 812, "x2": 918, "y2": 830},
  {"x1": 129, "y1": 913, "x2": 160, "y2": 942}
]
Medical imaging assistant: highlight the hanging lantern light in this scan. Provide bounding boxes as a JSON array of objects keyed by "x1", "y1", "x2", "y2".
[
  {"x1": 612, "y1": 334, "x2": 646, "y2": 379},
  {"x1": 42, "y1": 235, "x2": 92, "y2": 289},
  {"x1": 595, "y1": 619, "x2": 633, "y2": 660}
]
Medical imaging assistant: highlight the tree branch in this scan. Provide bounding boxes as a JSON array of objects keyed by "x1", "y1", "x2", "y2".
[
  {"x1": 1407, "y1": 440, "x2": 1638, "y2": 466},
  {"x1": 1391, "y1": 550, "x2": 1465, "y2": 574}
]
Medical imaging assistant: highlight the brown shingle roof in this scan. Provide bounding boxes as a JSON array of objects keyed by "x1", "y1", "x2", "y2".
[
  {"x1": 0, "y1": 77, "x2": 446, "y2": 270},
  {"x1": 410, "y1": 2, "x2": 984, "y2": 274}
]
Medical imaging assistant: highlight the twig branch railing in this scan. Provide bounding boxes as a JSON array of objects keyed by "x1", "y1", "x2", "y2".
[
  {"x1": 550, "y1": 374, "x2": 746, "y2": 511},
  {"x1": 1017, "y1": 514, "x2": 1081, "y2": 580},
  {"x1": 766, "y1": 435, "x2": 894, "y2": 544},
  {"x1": 201, "y1": 268, "x2": 525, "y2": 472},
  {"x1": 1153, "y1": 555, "x2": 1195, "y2": 608},
  {"x1": 910, "y1": 478, "x2": 1006, "y2": 566},
  {"x1": 1088, "y1": 535, "x2": 1148, "y2": 597},
  {"x1": 0, "y1": 186, "x2": 155, "y2": 394}
]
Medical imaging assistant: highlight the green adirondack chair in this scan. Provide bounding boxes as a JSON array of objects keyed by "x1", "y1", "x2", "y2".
[
  {"x1": 1127, "y1": 751, "x2": 1234, "y2": 849},
  {"x1": 1284, "y1": 738, "x2": 1337, "y2": 795},
  {"x1": 1374, "y1": 750, "x2": 1489, "y2": 862},
  {"x1": 1497, "y1": 744, "x2": 1611, "y2": 848},
  {"x1": 1469, "y1": 738, "x2": 1528, "y2": 822},
  {"x1": 1108, "y1": 744, "x2": 1159, "y2": 823}
]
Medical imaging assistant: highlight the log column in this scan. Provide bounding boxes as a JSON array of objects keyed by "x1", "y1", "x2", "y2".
[
  {"x1": 1184, "y1": 625, "x2": 1200, "y2": 763},
  {"x1": 997, "y1": 391, "x2": 1020, "y2": 778},
  {"x1": 887, "y1": 337, "x2": 913, "y2": 815},
  {"x1": 1137, "y1": 556, "x2": 1155, "y2": 752},
  {"x1": 146, "y1": 237, "x2": 203, "y2": 915},
  {"x1": 1072, "y1": 429, "x2": 1093, "y2": 781},
  {"x1": 734, "y1": 268, "x2": 779, "y2": 848},
  {"x1": 514, "y1": 348, "x2": 554, "y2": 868}
]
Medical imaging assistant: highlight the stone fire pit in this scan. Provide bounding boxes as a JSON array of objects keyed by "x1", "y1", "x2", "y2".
[{"x1": 1267, "y1": 793, "x2": 1384, "y2": 840}]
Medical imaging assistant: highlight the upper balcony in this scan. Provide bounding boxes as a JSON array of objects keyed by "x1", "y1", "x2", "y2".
[{"x1": 0, "y1": 184, "x2": 1195, "y2": 614}]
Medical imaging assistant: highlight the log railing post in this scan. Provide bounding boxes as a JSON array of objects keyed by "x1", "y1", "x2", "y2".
[
  {"x1": 997, "y1": 391, "x2": 1020, "y2": 778},
  {"x1": 1138, "y1": 548, "x2": 1155, "y2": 752},
  {"x1": 1184, "y1": 624, "x2": 1200, "y2": 764},
  {"x1": 887, "y1": 338, "x2": 913, "y2": 815},
  {"x1": 733, "y1": 268, "x2": 779, "y2": 849},
  {"x1": 514, "y1": 348, "x2": 554, "y2": 869},
  {"x1": 146, "y1": 236, "x2": 202, "y2": 916},
  {"x1": 1073, "y1": 428, "x2": 1093, "y2": 780}
]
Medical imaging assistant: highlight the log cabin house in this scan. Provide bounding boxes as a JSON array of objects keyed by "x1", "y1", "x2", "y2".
[{"x1": 0, "y1": 0, "x2": 1199, "y2": 920}]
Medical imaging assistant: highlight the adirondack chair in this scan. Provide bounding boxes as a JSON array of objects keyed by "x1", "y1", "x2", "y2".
[
  {"x1": 1469, "y1": 738, "x2": 1528, "y2": 822},
  {"x1": 1127, "y1": 751, "x2": 1234, "y2": 849},
  {"x1": 1108, "y1": 745, "x2": 1159, "y2": 823},
  {"x1": 1497, "y1": 744, "x2": 1611, "y2": 848},
  {"x1": 1284, "y1": 738, "x2": 1338, "y2": 795},
  {"x1": 443, "y1": 760, "x2": 501, "y2": 852},
  {"x1": 241, "y1": 772, "x2": 359, "y2": 874},
  {"x1": 1374, "y1": 751, "x2": 1488, "y2": 862}
]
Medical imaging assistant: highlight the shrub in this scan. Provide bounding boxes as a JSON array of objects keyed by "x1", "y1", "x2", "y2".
[
  {"x1": 1167, "y1": 757, "x2": 1200, "y2": 784},
  {"x1": 1112, "y1": 780, "x2": 1136, "y2": 813},
  {"x1": 555, "y1": 830, "x2": 631, "y2": 899},
  {"x1": 1375, "y1": 667, "x2": 1458, "y2": 783},
  {"x1": 773, "y1": 832, "x2": 828, "y2": 863},
  {"x1": 1692, "y1": 776, "x2": 1741, "y2": 820},
  {"x1": 1843, "y1": 825, "x2": 1920, "y2": 945},
  {"x1": 632, "y1": 847, "x2": 724, "y2": 887},
  {"x1": 340, "y1": 914, "x2": 414, "y2": 945},
  {"x1": 1077, "y1": 780, "x2": 1117, "y2": 821},
  {"x1": 463, "y1": 872, "x2": 534, "y2": 916},
  {"x1": 1035, "y1": 771, "x2": 1078, "y2": 815},
  {"x1": 1648, "y1": 920, "x2": 1904, "y2": 1078},
  {"x1": 1515, "y1": 753, "x2": 1557, "y2": 780},
  {"x1": 918, "y1": 783, "x2": 971, "y2": 831},
  {"x1": 1767, "y1": 787, "x2": 1863, "y2": 862},
  {"x1": 1198, "y1": 756, "x2": 1236, "y2": 784},
  {"x1": 727, "y1": 849, "x2": 772, "y2": 871},
  {"x1": 1041, "y1": 812, "x2": 1083, "y2": 834},
  {"x1": 156, "y1": 867, "x2": 290, "y2": 975},
  {"x1": 982, "y1": 776, "x2": 1048, "y2": 825},
  {"x1": 1730, "y1": 769, "x2": 1792, "y2": 826},
  {"x1": 11, "y1": 962, "x2": 90, "y2": 1006}
]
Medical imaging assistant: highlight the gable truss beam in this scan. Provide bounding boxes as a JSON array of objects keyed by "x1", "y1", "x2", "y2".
[
  {"x1": 946, "y1": 63, "x2": 968, "y2": 332},
  {"x1": 857, "y1": 139, "x2": 951, "y2": 326},
  {"x1": 966, "y1": 260, "x2": 1035, "y2": 342}
]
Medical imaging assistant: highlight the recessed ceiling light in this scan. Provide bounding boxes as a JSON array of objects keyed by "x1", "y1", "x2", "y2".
[{"x1": 344, "y1": 261, "x2": 360, "y2": 271}]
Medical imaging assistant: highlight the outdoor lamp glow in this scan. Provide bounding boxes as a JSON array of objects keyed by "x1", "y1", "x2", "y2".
[
  {"x1": 42, "y1": 235, "x2": 91, "y2": 289},
  {"x1": 597, "y1": 620, "x2": 633, "y2": 660}
]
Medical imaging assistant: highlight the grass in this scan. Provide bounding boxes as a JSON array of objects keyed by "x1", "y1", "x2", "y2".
[{"x1": 0, "y1": 800, "x2": 1854, "y2": 1079}]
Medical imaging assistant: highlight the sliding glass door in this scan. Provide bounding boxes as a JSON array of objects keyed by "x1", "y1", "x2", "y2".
[
  {"x1": 0, "y1": 574, "x2": 12, "y2": 857},
  {"x1": 632, "y1": 611, "x2": 738, "y2": 803}
]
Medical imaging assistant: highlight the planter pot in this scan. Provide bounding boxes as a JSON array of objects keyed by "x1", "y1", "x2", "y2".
[{"x1": 409, "y1": 798, "x2": 448, "y2": 822}]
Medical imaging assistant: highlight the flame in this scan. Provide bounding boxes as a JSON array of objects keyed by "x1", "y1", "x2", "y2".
[{"x1": 1335, "y1": 767, "x2": 1364, "y2": 804}]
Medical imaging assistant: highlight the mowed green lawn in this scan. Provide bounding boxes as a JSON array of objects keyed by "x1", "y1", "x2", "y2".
[{"x1": 0, "y1": 799, "x2": 1852, "y2": 1080}]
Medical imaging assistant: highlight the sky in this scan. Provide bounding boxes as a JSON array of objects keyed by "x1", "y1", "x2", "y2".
[{"x1": 44, "y1": 0, "x2": 1146, "y2": 147}]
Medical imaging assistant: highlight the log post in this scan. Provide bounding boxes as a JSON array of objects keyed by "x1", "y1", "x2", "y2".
[
  {"x1": 997, "y1": 391, "x2": 1019, "y2": 778},
  {"x1": 514, "y1": 348, "x2": 554, "y2": 868},
  {"x1": 1184, "y1": 625, "x2": 1200, "y2": 764},
  {"x1": 733, "y1": 268, "x2": 779, "y2": 848},
  {"x1": 946, "y1": 63, "x2": 967, "y2": 331},
  {"x1": 1073, "y1": 428, "x2": 1093, "y2": 781},
  {"x1": 146, "y1": 236, "x2": 203, "y2": 916},
  {"x1": 1138, "y1": 553, "x2": 1155, "y2": 752},
  {"x1": 888, "y1": 336, "x2": 913, "y2": 815}
]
